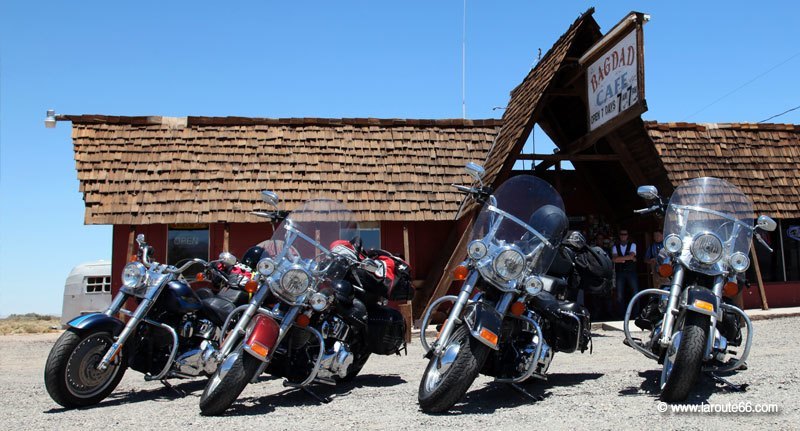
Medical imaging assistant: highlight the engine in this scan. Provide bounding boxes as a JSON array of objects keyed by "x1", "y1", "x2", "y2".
[{"x1": 316, "y1": 317, "x2": 355, "y2": 381}]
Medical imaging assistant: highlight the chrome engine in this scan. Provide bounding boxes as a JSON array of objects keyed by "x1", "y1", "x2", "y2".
[
  {"x1": 175, "y1": 340, "x2": 220, "y2": 376},
  {"x1": 516, "y1": 333, "x2": 553, "y2": 378},
  {"x1": 317, "y1": 341, "x2": 354, "y2": 380}
]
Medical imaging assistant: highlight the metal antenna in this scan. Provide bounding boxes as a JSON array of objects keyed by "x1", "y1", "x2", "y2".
[{"x1": 462, "y1": 0, "x2": 467, "y2": 119}]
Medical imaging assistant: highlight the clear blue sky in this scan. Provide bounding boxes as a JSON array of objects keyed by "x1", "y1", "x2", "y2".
[{"x1": 1, "y1": 1, "x2": 798, "y2": 315}]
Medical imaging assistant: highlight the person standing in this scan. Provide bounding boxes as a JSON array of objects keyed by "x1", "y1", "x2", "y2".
[
  {"x1": 612, "y1": 229, "x2": 638, "y2": 317},
  {"x1": 645, "y1": 230, "x2": 668, "y2": 288}
]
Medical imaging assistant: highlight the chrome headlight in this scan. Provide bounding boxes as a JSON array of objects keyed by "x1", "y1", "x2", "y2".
[
  {"x1": 309, "y1": 291, "x2": 332, "y2": 312},
  {"x1": 279, "y1": 267, "x2": 311, "y2": 297},
  {"x1": 257, "y1": 258, "x2": 276, "y2": 276},
  {"x1": 523, "y1": 275, "x2": 544, "y2": 296},
  {"x1": 122, "y1": 262, "x2": 146, "y2": 289},
  {"x1": 493, "y1": 248, "x2": 525, "y2": 280},
  {"x1": 467, "y1": 240, "x2": 488, "y2": 260},
  {"x1": 690, "y1": 233, "x2": 723, "y2": 265},
  {"x1": 729, "y1": 252, "x2": 750, "y2": 272},
  {"x1": 664, "y1": 234, "x2": 683, "y2": 254}
]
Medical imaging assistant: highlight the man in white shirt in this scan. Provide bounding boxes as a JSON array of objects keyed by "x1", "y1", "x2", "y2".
[{"x1": 612, "y1": 229, "x2": 639, "y2": 316}]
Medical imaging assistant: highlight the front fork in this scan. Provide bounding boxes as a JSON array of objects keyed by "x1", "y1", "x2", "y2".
[
  {"x1": 658, "y1": 266, "x2": 686, "y2": 347},
  {"x1": 97, "y1": 290, "x2": 156, "y2": 371},
  {"x1": 431, "y1": 271, "x2": 479, "y2": 356}
]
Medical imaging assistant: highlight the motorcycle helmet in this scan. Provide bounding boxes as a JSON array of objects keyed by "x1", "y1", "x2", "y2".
[
  {"x1": 528, "y1": 204, "x2": 568, "y2": 242},
  {"x1": 241, "y1": 246, "x2": 265, "y2": 271},
  {"x1": 330, "y1": 240, "x2": 358, "y2": 261}
]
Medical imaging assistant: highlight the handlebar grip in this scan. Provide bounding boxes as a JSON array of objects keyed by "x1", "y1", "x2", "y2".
[
  {"x1": 452, "y1": 184, "x2": 473, "y2": 194},
  {"x1": 633, "y1": 208, "x2": 651, "y2": 214}
]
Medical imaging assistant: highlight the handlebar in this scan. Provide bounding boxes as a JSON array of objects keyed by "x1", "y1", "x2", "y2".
[{"x1": 167, "y1": 258, "x2": 211, "y2": 274}]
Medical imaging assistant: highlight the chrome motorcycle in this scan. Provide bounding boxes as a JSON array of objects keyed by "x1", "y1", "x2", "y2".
[
  {"x1": 44, "y1": 236, "x2": 250, "y2": 408},
  {"x1": 624, "y1": 177, "x2": 776, "y2": 401},
  {"x1": 418, "y1": 163, "x2": 593, "y2": 413},
  {"x1": 199, "y1": 192, "x2": 406, "y2": 416}
]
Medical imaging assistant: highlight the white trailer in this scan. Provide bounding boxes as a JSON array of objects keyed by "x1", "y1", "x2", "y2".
[{"x1": 61, "y1": 260, "x2": 112, "y2": 327}]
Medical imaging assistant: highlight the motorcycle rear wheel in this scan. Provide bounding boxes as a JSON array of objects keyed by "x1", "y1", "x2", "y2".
[
  {"x1": 418, "y1": 325, "x2": 490, "y2": 413},
  {"x1": 199, "y1": 349, "x2": 262, "y2": 416},
  {"x1": 44, "y1": 328, "x2": 127, "y2": 408},
  {"x1": 660, "y1": 313, "x2": 709, "y2": 402}
]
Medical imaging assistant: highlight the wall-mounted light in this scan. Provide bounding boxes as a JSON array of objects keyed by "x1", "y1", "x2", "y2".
[{"x1": 44, "y1": 109, "x2": 56, "y2": 128}]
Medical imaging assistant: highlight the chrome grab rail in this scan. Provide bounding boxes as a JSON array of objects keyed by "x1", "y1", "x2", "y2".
[
  {"x1": 495, "y1": 312, "x2": 544, "y2": 383},
  {"x1": 623, "y1": 288, "x2": 670, "y2": 360},
  {"x1": 118, "y1": 309, "x2": 180, "y2": 381},
  {"x1": 419, "y1": 295, "x2": 459, "y2": 353},
  {"x1": 282, "y1": 325, "x2": 326, "y2": 388}
]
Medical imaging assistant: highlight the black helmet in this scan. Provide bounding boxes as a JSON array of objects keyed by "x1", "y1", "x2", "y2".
[{"x1": 241, "y1": 246, "x2": 265, "y2": 271}]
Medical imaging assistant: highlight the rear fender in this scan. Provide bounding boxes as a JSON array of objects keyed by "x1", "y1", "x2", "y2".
[
  {"x1": 243, "y1": 314, "x2": 280, "y2": 362},
  {"x1": 463, "y1": 301, "x2": 502, "y2": 350},
  {"x1": 67, "y1": 313, "x2": 125, "y2": 335}
]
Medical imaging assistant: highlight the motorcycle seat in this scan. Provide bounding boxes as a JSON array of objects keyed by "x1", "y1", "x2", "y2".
[
  {"x1": 530, "y1": 291, "x2": 588, "y2": 316},
  {"x1": 201, "y1": 296, "x2": 236, "y2": 326}
]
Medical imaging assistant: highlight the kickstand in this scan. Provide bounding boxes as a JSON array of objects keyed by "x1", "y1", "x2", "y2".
[
  {"x1": 707, "y1": 372, "x2": 748, "y2": 392},
  {"x1": 509, "y1": 383, "x2": 545, "y2": 401},
  {"x1": 302, "y1": 386, "x2": 331, "y2": 404},
  {"x1": 160, "y1": 379, "x2": 186, "y2": 397}
]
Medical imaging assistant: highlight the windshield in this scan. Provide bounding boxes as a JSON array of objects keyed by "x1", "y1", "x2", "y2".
[
  {"x1": 470, "y1": 175, "x2": 566, "y2": 277},
  {"x1": 664, "y1": 177, "x2": 754, "y2": 274}
]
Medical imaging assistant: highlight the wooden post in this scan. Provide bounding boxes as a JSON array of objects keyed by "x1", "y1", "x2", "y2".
[
  {"x1": 126, "y1": 226, "x2": 136, "y2": 260},
  {"x1": 398, "y1": 302, "x2": 412, "y2": 343},
  {"x1": 402, "y1": 224, "x2": 411, "y2": 265},
  {"x1": 402, "y1": 224, "x2": 413, "y2": 333},
  {"x1": 223, "y1": 223, "x2": 230, "y2": 251},
  {"x1": 750, "y1": 242, "x2": 769, "y2": 310}
]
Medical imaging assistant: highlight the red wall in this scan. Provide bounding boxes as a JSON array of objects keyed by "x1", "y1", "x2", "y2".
[{"x1": 743, "y1": 281, "x2": 800, "y2": 310}]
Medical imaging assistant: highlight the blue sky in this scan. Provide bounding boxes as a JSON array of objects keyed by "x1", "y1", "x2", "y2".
[{"x1": 1, "y1": 1, "x2": 798, "y2": 315}]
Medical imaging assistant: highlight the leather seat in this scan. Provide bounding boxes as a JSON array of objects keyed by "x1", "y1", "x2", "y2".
[
  {"x1": 530, "y1": 291, "x2": 588, "y2": 316},
  {"x1": 201, "y1": 297, "x2": 236, "y2": 326}
]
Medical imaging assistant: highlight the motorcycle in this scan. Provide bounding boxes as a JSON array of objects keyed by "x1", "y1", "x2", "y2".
[
  {"x1": 198, "y1": 192, "x2": 406, "y2": 416},
  {"x1": 624, "y1": 177, "x2": 777, "y2": 401},
  {"x1": 418, "y1": 163, "x2": 599, "y2": 413},
  {"x1": 44, "y1": 236, "x2": 251, "y2": 408}
]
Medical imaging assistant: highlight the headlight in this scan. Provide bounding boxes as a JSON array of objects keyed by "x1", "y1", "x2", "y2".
[
  {"x1": 279, "y1": 267, "x2": 311, "y2": 297},
  {"x1": 309, "y1": 291, "x2": 331, "y2": 312},
  {"x1": 523, "y1": 276, "x2": 543, "y2": 296},
  {"x1": 690, "y1": 233, "x2": 723, "y2": 265},
  {"x1": 493, "y1": 248, "x2": 525, "y2": 280},
  {"x1": 122, "y1": 262, "x2": 146, "y2": 289},
  {"x1": 729, "y1": 252, "x2": 750, "y2": 272},
  {"x1": 664, "y1": 234, "x2": 683, "y2": 254},
  {"x1": 467, "y1": 240, "x2": 488, "y2": 260},
  {"x1": 257, "y1": 258, "x2": 276, "y2": 276}
]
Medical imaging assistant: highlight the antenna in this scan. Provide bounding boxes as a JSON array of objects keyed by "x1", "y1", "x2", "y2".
[{"x1": 462, "y1": 0, "x2": 467, "y2": 119}]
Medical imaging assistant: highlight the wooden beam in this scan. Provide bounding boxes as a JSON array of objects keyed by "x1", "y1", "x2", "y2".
[
  {"x1": 223, "y1": 223, "x2": 230, "y2": 251},
  {"x1": 604, "y1": 131, "x2": 648, "y2": 186},
  {"x1": 517, "y1": 153, "x2": 619, "y2": 162},
  {"x1": 750, "y1": 242, "x2": 769, "y2": 310}
]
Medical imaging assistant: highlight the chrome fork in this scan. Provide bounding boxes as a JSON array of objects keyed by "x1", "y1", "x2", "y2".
[
  {"x1": 659, "y1": 266, "x2": 685, "y2": 347},
  {"x1": 433, "y1": 271, "x2": 479, "y2": 356}
]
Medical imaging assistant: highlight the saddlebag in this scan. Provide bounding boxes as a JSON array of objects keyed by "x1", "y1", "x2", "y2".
[
  {"x1": 366, "y1": 305, "x2": 406, "y2": 355},
  {"x1": 574, "y1": 246, "x2": 613, "y2": 297}
]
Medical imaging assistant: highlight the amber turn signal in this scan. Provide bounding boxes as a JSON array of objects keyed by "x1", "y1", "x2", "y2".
[
  {"x1": 248, "y1": 341, "x2": 269, "y2": 358},
  {"x1": 693, "y1": 299, "x2": 715, "y2": 312},
  {"x1": 723, "y1": 281, "x2": 739, "y2": 298},
  {"x1": 195, "y1": 272, "x2": 205, "y2": 282},
  {"x1": 510, "y1": 301, "x2": 526, "y2": 317},
  {"x1": 129, "y1": 255, "x2": 138, "y2": 262},
  {"x1": 244, "y1": 280, "x2": 259, "y2": 294},
  {"x1": 479, "y1": 328, "x2": 498, "y2": 346},
  {"x1": 296, "y1": 314, "x2": 310, "y2": 328},
  {"x1": 658, "y1": 264, "x2": 674, "y2": 278},
  {"x1": 453, "y1": 265, "x2": 469, "y2": 281}
]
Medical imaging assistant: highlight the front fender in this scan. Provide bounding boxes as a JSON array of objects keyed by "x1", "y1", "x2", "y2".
[
  {"x1": 67, "y1": 313, "x2": 125, "y2": 335},
  {"x1": 463, "y1": 301, "x2": 502, "y2": 350},
  {"x1": 243, "y1": 314, "x2": 280, "y2": 362},
  {"x1": 681, "y1": 286, "x2": 719, "y2": 318}
]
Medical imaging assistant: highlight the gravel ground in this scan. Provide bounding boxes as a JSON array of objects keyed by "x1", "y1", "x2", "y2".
[{"x1": 1, "y1": 317, "x2": 798, "y2": 430}]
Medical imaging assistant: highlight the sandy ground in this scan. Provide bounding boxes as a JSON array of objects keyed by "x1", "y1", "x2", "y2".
[{"x1": 1, "y1": 318, "x2": 798, "y2": 430}]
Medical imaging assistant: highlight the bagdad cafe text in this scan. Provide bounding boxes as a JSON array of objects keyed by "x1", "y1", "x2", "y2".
[{"x1": 581, "y1": 12, "x2": 649, "y2": 131}]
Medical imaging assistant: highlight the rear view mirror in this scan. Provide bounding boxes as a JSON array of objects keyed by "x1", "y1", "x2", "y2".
[
  {"x1": 465, "y1": 162, "x2": 485, "y2": 183},
  {"x1": 261, "y1": 190, "x2": 279, "y2": 207},
  {"x1": 218, "y1": 252, "x2": 237, "y2": 266},
  {"x1": 136, "y1": 234, "x2": 146, "y2": 246},
  {"x1": 756, "y1": 215, "x2": 777, "y2": 232},
  {"x1": 637, "y1": 185, "x2": 659, "y2": 201}
]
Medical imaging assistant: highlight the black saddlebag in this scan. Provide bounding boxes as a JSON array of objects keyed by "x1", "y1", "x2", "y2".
[
  {"x1": 531, "y1": 293, "x2": 592, "y2": 353},
  {"x1": 366, "y1": 305, "x2": 406, "y2": 355}
]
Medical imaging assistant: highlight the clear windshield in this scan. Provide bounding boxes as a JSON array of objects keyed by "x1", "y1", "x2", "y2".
[
  {"x1": 471, "y1": 175, "x2": 567, "y2": 276},
  {"x1": 664, "y1": 177, "x2": 754, "y2": 274}
]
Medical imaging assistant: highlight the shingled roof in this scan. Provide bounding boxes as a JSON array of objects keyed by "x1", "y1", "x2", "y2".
[
  {"x1": 645, "y1": 121, "x2": 800, "y2": 218},
  {"x1": 67, "y1": 115, "x2": 502, "y2": 225}
]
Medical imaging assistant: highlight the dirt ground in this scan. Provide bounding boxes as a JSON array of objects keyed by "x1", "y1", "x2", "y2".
[{"x1": 1, "y1": 318, "x2": 798, "y2": 430}]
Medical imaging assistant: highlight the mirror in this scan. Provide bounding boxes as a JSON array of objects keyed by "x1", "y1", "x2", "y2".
[
  {"x1": 756, "y1": 215, "x2": 777, "y2": 232},
  {"x1": 136, "y1": 233, "x2": 146, "y2": 245},
  {"x1": 219, "y1": 252, "x2": 237, "y2": 266},
  {"x1": 465, "y1": 162, "x2": 485, "y2": 183},
  {"x1": 637, "y1": 185, "x2": 659, "y2": 201},
  {"x1": 261, "y1": 190, "x2": 279, "y2": 207}
]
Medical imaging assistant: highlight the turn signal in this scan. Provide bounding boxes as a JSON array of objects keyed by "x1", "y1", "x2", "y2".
[
  {"x1": 244, "y1": 280, "x2": 259, "y2": 294},
  {"x1": 195, "y1": 272, "x2": 205, "y2": 282},
  {"x1": 723, "y1": 282, "x2": 739, "y2": 298},
  {"x1": 248, "y1": 341, "x2": 269, "y2": 358},
  {"x1": 479, "y1": 328, "x2": 498, "y2": 346},
  {"x1": 296, "y1": 314, "x2": 310, "y2": 328},
  {"x1": 453, "y1": 265, "x2": 469, "y2": 281},
  {"x1": 693, "y1": 299, "x2": 715, "y2": 312},
  {"x1": 658, "y1": 264, "x2": 674, "y2": 278},
  {"x1": 510, "y1": 301, "x2": 526, "y2": 317},
  {"x1": 129, "y1": 255, "x2": 138, "y2": 262}
]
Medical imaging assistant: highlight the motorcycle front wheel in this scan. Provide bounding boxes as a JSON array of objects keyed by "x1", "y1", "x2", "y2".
[
  {"x1": 44, "y1": 328, "x2": 127, "y2": 408},
  {"x1": 199, "y1": 348, "x2": 262, "y2": 416},
  {"x1": 660, "y1": 313, "x2": 709, "y2": 402},
  {"x1": 418, "y1": 324, "x2": 490, "y2": 413}
]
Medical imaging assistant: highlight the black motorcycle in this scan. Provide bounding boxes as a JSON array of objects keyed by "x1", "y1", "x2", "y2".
[
  {"x1": 198, "y1": 193, "x2": 407, "y2": 416},
  {"x1": 44, "y1": 235, "x2": 250, "y2": 408},
  {"x1": 624, "y1": 177, "x2": 776, "y2": 401},
  {"x1": 417, "y1": 163, "x2": 611, "y2": 412}
]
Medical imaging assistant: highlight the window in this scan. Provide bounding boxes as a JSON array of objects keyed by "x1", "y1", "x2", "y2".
[
  {"x1": 167, "y1": 226, "x2": 209, "y2": 280},
  {"x1": 782, "y1": 219, "x2": 800, "y2": 281},
  {"x1": 341, "y1": 222, "x2": 381, "y2": 250},
  {"x1": 85, "y1": 276, "x2": 111, "y2": 294}
]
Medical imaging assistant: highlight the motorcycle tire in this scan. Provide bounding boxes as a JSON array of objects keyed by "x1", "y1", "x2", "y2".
[
  {"x1": 660, "y1": 313, "x2": 709, "y2": 402},
  {"x1": 44, "y1": 328, "x2": 127, "y2": 408},
  {"x1": 418, "y1": 325, "x2": 490, "y2": 413},
  {"x1": 199, "y1": 350, "x2": 262, "y2": 416}
]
